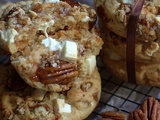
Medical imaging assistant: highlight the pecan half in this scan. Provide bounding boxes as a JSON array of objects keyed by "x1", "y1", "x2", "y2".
[
  {"x1": 128, "y1": 109, "x2": 148, "y2": 120},
  {"x1": 128, "y1": 97, "x2": 160, "y2": 120},
  {"x1": 140, "y1": 97, "x2": 160, "y2": 120},
  {"x1": 100, "y1": 111, "x2": 126, "y2": 120},
  {"x1": 37, "y1": 61, "x2": 79, "y2": 84}
]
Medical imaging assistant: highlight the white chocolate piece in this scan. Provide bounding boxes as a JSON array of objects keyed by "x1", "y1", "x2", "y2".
[
  {"x1": 60, "y1": 41, "x2": 78, "y2": 63},
  {"x1": 39, "y1": 20, "x2": 54, "y2": 37},
  {"x1": 45, "y1": 0, "x2": 59, "y2": 3},
  {"x1": 0, "y1": 28, "x2": 18, "y2": 44},
  {"x1": 155, "y1": 16, "x2": 160, "y2": 23},
  {"x1": 34, "y1": 106, "x2": 49, "y2": 116},
  {"x1": 41, "y1": 37, "x2": 62, "y2": 51},
  {"x1": 81, "y1": 16, "x2": 90, "y2": 22},
  {"x1": 117, "y1": 0, "x2": 135, "y2": 5},
  {"x1": 86, "y1": 55, "x2": 96, "y2": 75},
  {"x1": 54, "y1": 99, "x2": 71, "y2": 114}
]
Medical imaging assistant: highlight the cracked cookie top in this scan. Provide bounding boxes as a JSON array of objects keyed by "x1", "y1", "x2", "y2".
[
  {"x1": 0, "y1": 0, "x2": 103, "y2": 91},
  {"x1": 94, "y1": 0, "x2": 160, "y2": 42}
]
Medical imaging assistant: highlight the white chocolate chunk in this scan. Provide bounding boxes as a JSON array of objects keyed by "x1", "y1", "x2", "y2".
[
  {"x1": 0, "y1": 28, "x2": 18, "y2": 43},
  {"x1": 54, "y1": 99, "x2": 71, "y2": 114},
  {"x1": 86, "y1": 55, "x2": 96, "y2": 75},
  {"x1": 34, "y1": 106, "x2": 49, "y2": 116},
  {"x1": 39, "y1": 20, "x2": 54, "y2": 37},
  {"x1": 42, "y1": 38, "x2": 78, "y2": 62},
  {"x1": 41, "y1": 37, "x2": 62, "y2": 51},
  {"x1": 155, "y1": 16, "x2": 160, "y2": 23},
  {"x1": 117, "y1": 0, "x2": 135, "y2": 5},
  {"x1": 17, "y1": 107, "x2": 25, "y2": 114},
  {"x1": 81, "y1": 16, "x2": 90, "y2": 22},
  {"x1": 60, "y1": 41, "x2": 78, "y2": 62},
  {"x1": 45, "y1": 0, "x2": 59, "y2": 3}
]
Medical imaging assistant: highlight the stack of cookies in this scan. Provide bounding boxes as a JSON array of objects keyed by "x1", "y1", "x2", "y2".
[
  {"x1": 94, "y1": 0, "x2": 160, "y2": 86},
  {"x1": 0, "y1": 0, "x2": 103, "y2": 119}
]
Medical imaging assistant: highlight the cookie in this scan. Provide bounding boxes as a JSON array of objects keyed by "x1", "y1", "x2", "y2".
[
  {"x1": 0, "y1": 64, "x2": 101, "y2": 120},
  {"x1": 94, "y1": 0, "x2": 160, "y2": 42},
  {"x1": 101, "y1": 44, "x2": 160, "y2": 86},
  {"x1": 99, "y1": 20, "x2": 160, "y2": 86},
  {"x1": 100, "y1": 28, "x2": 160, "y2": 63},
  {"x1": 0, "y1": 0, "x2": 103, "y2": 91}
]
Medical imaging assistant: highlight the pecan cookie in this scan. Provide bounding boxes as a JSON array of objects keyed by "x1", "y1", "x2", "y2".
[
  {"x1": 100, "y1": 28, "x2": 160, "y2": 63},
  {"x1": 100, "y1": 28, "x2": 160, "y2": 86},
  {"x1": 0, "y1": 64, "x2": 101, "y2": 120},
  {"x1": 0, "y1": 0, "x2": 103, "y2": 91},
  {"x1": 101, "y1": 44, "x2": 160, "y2": 86},
  {"x1": 94, "y1": 0, "x2": 160, "y2": 42}
]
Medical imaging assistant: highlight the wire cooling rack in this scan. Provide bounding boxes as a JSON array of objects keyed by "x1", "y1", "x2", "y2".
[{"x1": 86, "y1": 56, "x2": 160, "y2": 120}]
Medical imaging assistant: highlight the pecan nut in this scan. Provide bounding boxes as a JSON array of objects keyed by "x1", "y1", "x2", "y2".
[
  {"x1": 140, "y1": 97, "x2": 160, "y2": 120},
  {"x1": 128, "y1": 97, "x2": 160, "y2": 120},
  {"x1": 128, "y1": 109, "x2": 148, "y2": 120},
  {"x1": 37, "y1": 61, "x2": 79, "y2": 84},
  {"x1": 100, "y1": 111, "x2": 126, "y2": 120}
]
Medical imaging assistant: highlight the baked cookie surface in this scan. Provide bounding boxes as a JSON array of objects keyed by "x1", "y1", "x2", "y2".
[
  {"x1": 0, "y1": 64, "x2": 101, "y2": 120},
  {"x1": 94, "y1": 0, "x2": 160, "y2": 42},
  {"x1": 100, "y1": 28, "x2": 160, "y2": 63},
  {"x1": 95, "y1": 0, "x2": 160, "y2": 86},
  {"x1": 100, "y1": 27, "x2": 160, "y2": 86},
  {"x1": 101, "y1": 45, "x2": 160, "y2": 86},
  {"x1": 0, "y1": 0, "x2": 103, "y2": 91}
]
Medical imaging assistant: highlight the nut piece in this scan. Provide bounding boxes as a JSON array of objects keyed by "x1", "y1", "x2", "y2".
[
  {"x1": 100, "y1": 111, "x2": 126, "y2": 120},
  {"x1": 128, "y1": 109, "x2": 148, "y2": 120},
  {"x1": 37, "y1": 61, "x2": 79, "y2": 84},
  {"x1": 128, "y1": 97, "x2": 160, "y2": 120},
  {"x1": 143, "y1": 42, "x2": 159, "y2": 56},
  {"x1": 81, "y1": 82, "x2": 92, "y2": 92},
  {"x1": 140, "y1": 97, "x2": 160, "y2": 120}
]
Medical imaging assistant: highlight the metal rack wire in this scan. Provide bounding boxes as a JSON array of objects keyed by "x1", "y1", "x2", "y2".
[{"x1": 86, "y1": 56, "x2": 160, "y2": 120}]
